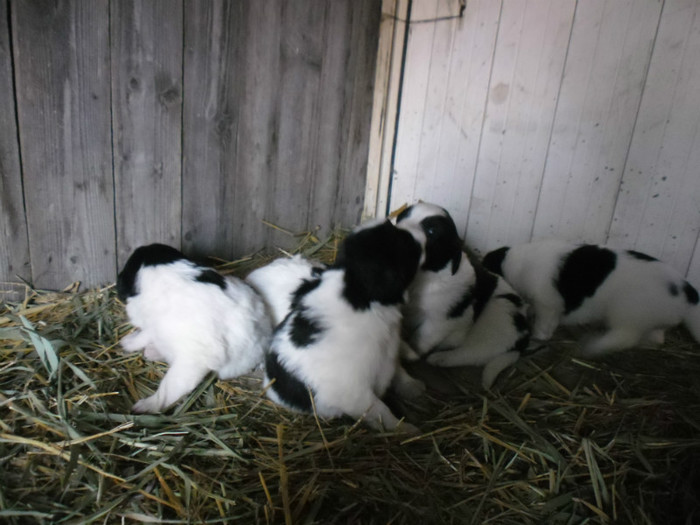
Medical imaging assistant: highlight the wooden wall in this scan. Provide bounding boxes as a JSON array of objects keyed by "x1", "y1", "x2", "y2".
[
  {"x1": 0, "y1": 0, "x2": 381, "y2": 297},
  {"x1": 390, "y1": 0, "x2": 700, "y2": 281}
]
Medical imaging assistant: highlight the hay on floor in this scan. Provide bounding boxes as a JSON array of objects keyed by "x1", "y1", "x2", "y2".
[{"x1": 1, "y1": 229, "x2": 699, "y2": 524}]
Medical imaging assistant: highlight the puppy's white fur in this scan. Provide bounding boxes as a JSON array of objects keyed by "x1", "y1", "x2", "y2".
[
  {"x1": 261, "y1": 222, "x2": 424, "y2": 432},
  {"x1": 484, "y1": 239, "x2": 700, "y2": 355},
  {"x1": 246, "y1": 255, "x2": 322, "y2": 326},
  {"x1": 266, "y1": 270, "x2": 412, "y2": 429},
  {"x1": 122, "y1": 259, "x2": 271, "y2": 413},
  {"x1": 396, "y1": 203, "x2": 530, "y2": 388}
]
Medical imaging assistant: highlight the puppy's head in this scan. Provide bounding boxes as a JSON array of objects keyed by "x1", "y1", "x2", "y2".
[
  {"x1": 334, "y1": 220, "x2": 422, "y2": 310},
  {"x1": 117, "y1": 243, "x2": 186, "y2": 301},
  {"x1": 396, "y1": 202, "x2": 463, "y2": 275}
]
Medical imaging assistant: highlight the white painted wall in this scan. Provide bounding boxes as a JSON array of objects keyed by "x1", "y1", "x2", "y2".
[{"x1": 387, "y1": 0, "x2": 700, "y2": 279}]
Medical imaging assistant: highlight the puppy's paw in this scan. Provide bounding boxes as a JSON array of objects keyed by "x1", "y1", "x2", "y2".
[
  {"x1": 132, "y1": 396, "x2": 161, "y2": 414},
  {"x1": 395, "y1": 375, "x2": 426, "y2": 400}
]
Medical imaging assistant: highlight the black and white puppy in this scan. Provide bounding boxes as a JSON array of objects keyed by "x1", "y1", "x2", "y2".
[
  {"x1": 246, "y1": 255, "x2": 325, "y2": 327},
  {"x1": 395, "y1": 203, "x2": 530, "y2": 389},
  {"x1": 117, "y1": 244, "x2": 272, "y2": 413},
  {"x1": 262, "y1": 220, "x2": 424, "y2": 432},
  {"x1": 482, "y1": 239, "x2": 700, "y2": 355}
]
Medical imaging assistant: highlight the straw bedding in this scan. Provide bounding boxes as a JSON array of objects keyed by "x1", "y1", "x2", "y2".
[{"x1": 1, "y1": 231, "x2": 699, "y2": 524}]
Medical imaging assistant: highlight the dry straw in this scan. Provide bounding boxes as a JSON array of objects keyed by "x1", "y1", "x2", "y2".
[{"x1": 1, "y1": 228, "x2": 699, "y2": 524}]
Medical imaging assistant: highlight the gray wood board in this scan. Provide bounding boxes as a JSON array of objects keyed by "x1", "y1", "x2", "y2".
[
  {"x1": 111, "y1": 0, "x2": 183, "y2": 269},
  {"x1": 12, "y1": 0, "x2": 116, "y2": 290},
  {"x1": 0, "y1": 0, "x2": 31, "y2": 301}
]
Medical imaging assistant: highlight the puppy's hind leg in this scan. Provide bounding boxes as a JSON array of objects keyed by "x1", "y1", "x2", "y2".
[
  {"x1": 352, "y1": 394, "x2": 419, "y2": 434},
  {"x1": 391, "y1": 363, "x2": 425, "y2": 399},
  {"x1": 581, "y1": 327, "x2": 643, "y2": 357},
  {"x1": 121, "y1": 330, "x2": 151, "y2": 352},
  {"x1": 481, "y1": 351, "x2": 520, "y2": 390},
  {"x1": 132, "y1": 359, "x2": 210, "y2": 413}
]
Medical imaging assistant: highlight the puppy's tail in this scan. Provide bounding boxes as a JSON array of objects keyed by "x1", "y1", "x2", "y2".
[{"x1": 682, "y1": 281, "x2": 700, "y2": 342}]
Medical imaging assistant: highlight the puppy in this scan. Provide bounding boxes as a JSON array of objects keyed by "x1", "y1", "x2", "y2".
[
  {"x1": 396, "y1": 202, "x2": 530, "y2": 388},
  {"x1": 246, "y1": 255, "x2": 325, "y2": 326},
  {"x1": 482, "y1": 239, "x2": 700, "y2": 355},
  {"x1": 262, "y1": 220, "x2": 423, "y2": 432},
  {"x1": 117, "y1": 244, "x2": 272, "y2": 413}
]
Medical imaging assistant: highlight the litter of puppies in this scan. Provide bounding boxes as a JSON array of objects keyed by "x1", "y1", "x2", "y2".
[{"x1": 2, "y1": 205, "x2": 699, "y2": 523}]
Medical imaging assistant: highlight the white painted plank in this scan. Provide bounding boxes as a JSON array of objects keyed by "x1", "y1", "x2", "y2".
[
  {"x1": 391, "y1": 0, "x2": 502, "y2": 230},
  {"x1": 364, "y1": 0, "x2": 410, "y2": 219},
  {"x1": 466, "y1": 0, "x2": 575, "y2": 252},
  {"x1": 532, "y1": 0, "x2": 662, "y2": 245},
  {"x1": 410, "y1": 0, "x2": 503, "y2": 233},
  {"x1": 608, "y1": 0, "x2": 700, "y2": 277},
  {"x1": 390, "y1": 0, "x2": 440, "y2": 210}
]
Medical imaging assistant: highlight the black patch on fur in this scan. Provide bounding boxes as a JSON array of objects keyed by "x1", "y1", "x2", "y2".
[
  {"x1": 289, "y1": 309, "x2": 323, "y2": 348},
  {"x1": 627, "y1": 250, "x2": 657, "y2": 262},
  {"x1": 669, "y1": 283, "x2": 680, "y2": 296},
  {"x1": 448, "y1": 288, "x2": 473, "y2": 319},
  {"x1": 512, "y1": 312, "x2": 530, "y2": 334},
  {"x1": 291, "y1": 278, "x2": 322, "y2": 308},
  {"x1": 447, "y1": 263, "x2": 499, "y2": 320},
  {"x1": 335, "y1": 221, "x2": 421, "y2": 311},
  {"x1": 684, "y1": 281, "x2": 699, "y2": 305},
  {"x1": 471, "y1": 265, "x2": 499, "y2": 320},
  {"x1": 482, "y1": 247, "x2": 510, "y2": 276},
  {"x1": 265, "y1": 351, "x2": 312, "y2": 412},
  {"x1": 555, "y1": 245, "x2": 617, "y2": 315},
  {"x1": 419, "y1": 215, "x2": 463, "y2": 275},
  {"x1": 497, "y1": 293, "x2": 523, "y2": 308},
  {"x1": 509, "y1": 312, "x2": 531, "y2": 354},
  {"x1": 195, "y1": 269, "x2": 226, "y2": 290},
  {"x1": 395, "y1": 206, "x2": 413, "y2": 223},
  {"x1": 116, "y1": 243, "x2": 186, "y2": 301}
]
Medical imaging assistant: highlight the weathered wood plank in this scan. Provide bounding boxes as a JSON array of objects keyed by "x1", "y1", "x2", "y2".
[
  {"x1": 111, "y1": 0, "x2": 183, "y2": 268},
  {"x1": 328, "y1": 0, "x2": 381, "y2": 229},
  {"x1": 364, "y1": 0, "x2": 410, "y2": 220},
  {"x1": 390, "y1": 0, "x2": 441, "y2": 211},
  {"x1": 183, "y1": 0, "x2": 380, "y2": 260},
  {"x1": 182, "y1": 0, "x2": 248, "y2": 259},
  {"x1": 467, "y1": 0, "x2": 575, "y2": 252},
  {"x1": 608, "y1": 0, "x2": 700, "y2": 277},
  {"x1": 12, "y1": 0, "x2": 116, "y2": 290},
  {"x1": 532, "y1": 0, "x2": 662, "y2": 244},
  {"x1": 0, "y1": 0, "x2": 31, "y2": 301}
]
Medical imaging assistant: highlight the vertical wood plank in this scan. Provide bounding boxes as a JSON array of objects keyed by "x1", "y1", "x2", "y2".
[
  {"x1": 183, "y1": 0, "x2": 381, "y2": 259},
  {"x1": 111, "y1": 0, "x2": 183, "y2": 269},
  {"x1": 608, "y1": 0, "x2": 700, "y2": 276},
  {"x1": 182, "y1": 0, "x2": 248, "y2": 259},
  {"x1": 364, "y1": 0, "x2": 410, "y2": 220},
  {"x1": 532, "y1": 0, "x2": 662, "y2": 245},
  {"x1": 467, "y1": 0, "x2": 575, "y2": 252},
  {"x1": 12, "y1": 0, "x2": 115, "y2": 290},
  {"x1": 329, "y1": 0, "x2": 381, "y2": 229},
  {"x1": 390, "y1": 0, "x2": 442, "y2": 210},
  {"x1": 0, "y1": 0, "x2": 31, "y2": 300},
  {"x1": 428, "y1": 0, "x2": 502, "y2": 232}
]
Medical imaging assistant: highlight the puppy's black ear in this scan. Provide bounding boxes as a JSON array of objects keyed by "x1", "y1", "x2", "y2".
[
  {"x1": 450, "y1": 237, "x2": 462, "y2": 275},
  {"x1": 482, "y1": 247, "x2": 509, "y2": 277}
]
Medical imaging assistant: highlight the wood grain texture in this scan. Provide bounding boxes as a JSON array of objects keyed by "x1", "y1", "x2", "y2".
[
  {"x1": 12, "y1": 0, "x2": 116, "y2": 290},
  {"x1": 532, "y1": 0, "x2": 663, "y2": 244},
  {"x1": 111, "y1": 0, "x2": 183, "y2": 269},
  {"x1": 183, "y1": 0, "x2": 380, "y2": 259},
  {"x1": 0, "y1": 0, "x2": 31, "y2": 300},
  {"x1": 467, "y1": 0, "x2": 575, "y2": 252},
  {"x1": 608, "y1": 0, "x2": 700, "y2": 278}
]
